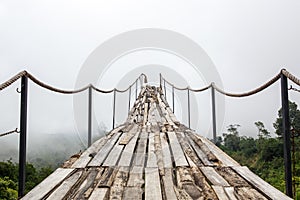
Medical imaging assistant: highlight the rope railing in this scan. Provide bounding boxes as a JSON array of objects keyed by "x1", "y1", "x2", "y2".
[
  {"x1": 0, "y1": 71, "x2": 148, "y2": 94},
  {"x1": 0, "y1": 128, "x2": 19, "y2": 138}
]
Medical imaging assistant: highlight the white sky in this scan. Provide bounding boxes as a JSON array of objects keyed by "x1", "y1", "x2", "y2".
[{"x1": 1, "y1": 0, "x2": 300, "y2": 143}]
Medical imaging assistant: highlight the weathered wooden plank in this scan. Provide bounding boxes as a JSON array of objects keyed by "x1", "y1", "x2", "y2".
[
  {"x1": 127, "y1": 166, "x2": 144, "y2": 187},
  {"x1": 195, "y1": 133, "x2": 239, "y2": 167},
  {"x1": 154, "y1": 131, "x2": 164, "y2": 175},
  {"x1": 109, "y1": 167, "x2": 129, "y2": 200},
  {"x1": 235, "y1": 187, "x2": 268, "y2": 200},
  {"x1": 132, "y1": 128, "x2": 148, "y2": 166},
  {"x1": 167, "y1": 131, "x2": 188, "y2": 166},
  {"x1": 212, "y1": 186, "x2": 229, "y2": 200},
  {"x1": 47, "y1": 170, "x2": 83, "y2": 200},
  {"x1": 162, "y1": 168, "x2": 177, "y2": 200},
  {"x1": 102, "y1": 136, "x2": 124, "y2": 166},
  {"x1": 145, "y1": 168, "x2": 162, "y2": 200},
  {"x1": 118, "y1": 133, "x2": 139, "y2": 166},
  {"x1": 89, "y1": 132, "x2": 121, "y2": 166},
  {"x1": 88, "y1": 188, "x2": 108, "y2": 200},
  {"x1": 232, "y1": 166, "x2": 292, "y2": 200},
  {"x1": 224, "y1": 187, "x2": 238, "y2": 200},
  {"x1": 147, "y1": 132, "x2": 157, "y2": 168},
  {"x1": 216, "y1": 167, "x2": 250, "y2": 187},
  {"x1": 22, "y1": 168, "x2": 74, "y2": 200},
  {"x1": 200, "y1": 167, "x2": 230, "y2": 186},
  {"x1": 123, "y1": 187, "x2": 143, "y2": 200},
  {"x1": 160, "y1": 132, "x2": 173, "y2": 168},
  {"x1": 97, "y1": 167, "x2": 118, "y2": 188},
  {"x1": 119, "y1": 124, "x2": 139, "y2": 145}
]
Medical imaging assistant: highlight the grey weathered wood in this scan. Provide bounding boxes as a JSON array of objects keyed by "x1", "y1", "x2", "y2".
[
  {"x1": 212, "y1": 186, "x2": 229, "y2": 200},
  {"x1": 119, "y1": 124, "x2": 139, "y2": 145},
  {"x1": 147, "y1": 132, "x2": 157, "y2": 167},
  {"x1": 162, "y1": 168, "x2": 177, "y2": 200},
  {"x1": 72, "y1": 136, "x2": 108, "y2": 168},
  {"x1": 167, "y1": 131, "x2": 188, "y2": 166},
  {"x1": 123, "y1": 187, "x2": 143, "y2": 200},
  {"x1": 232, "y1": 166, "x2": 292, "y2": 200},
  {"x1": 22, "y1": 168, "x2": 74, "y2": 200},
  {"x1": 160, "y1": 132, "x2": 173, "y2": 168},
  {"x1": 118, "y1": 133, "x2": 139, "y2": 166},
  {"x1": 89, "y1": 132, "x2": 121, "y2": 166},
  {"x1": 88, "y1": 188, "x2": 108, "y2": 200},
  {"x1": 145, "y1": 167, "x2": 162, "y2": 200},
  {"x1": 200, "y1": 167, "x2": 230, "y2": 186},
  {"x1": 47, "y1": 170, "x2": 82, "y2": 200},
  {"x1": 132, "y1": 128, "x2": 148, "y2": 166},
  {"x1": 127, "y1": 166, "x2": 144, "y2": 187},
  {"x1": 102, "y1": 136, "x2": 124, "y2": 166},
  {"x1": 109, "y1": 167, "x2": 129, "y2": 200},
  {"x1": 224, "y1": 187, "x2": 238, "y2": 200}
]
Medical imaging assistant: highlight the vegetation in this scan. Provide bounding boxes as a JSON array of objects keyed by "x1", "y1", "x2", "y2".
[{"x1": 218, "y1": 101, "x2": 300, "y2": 199}]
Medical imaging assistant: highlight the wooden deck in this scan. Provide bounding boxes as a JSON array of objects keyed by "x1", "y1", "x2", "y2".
[{"x1": 22, "y1": 86, "x2": 292, "y2": 200}]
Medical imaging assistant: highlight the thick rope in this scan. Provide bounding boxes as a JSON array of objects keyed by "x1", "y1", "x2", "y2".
[
  {"x1": 0, "y1": 128, "x2": 19, "y2": 137},
  {"x1": 282, "y1": 69, "x2": 300, "y2": 86},
  {"x1": 0, "y1": 71, "x2": 27, "y2": 91},
  {"x1": 163, "y1": 78, "x2": 212, "y2": 92}
]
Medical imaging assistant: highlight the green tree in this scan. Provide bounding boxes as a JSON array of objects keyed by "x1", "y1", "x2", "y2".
[
  {"x1": 273, "y1": 101, "x2": 300, "y2": 136},
  {"x1": 223, "y1": 124, "x2": 241, "y2": 151},
  {"x1": 255, "y1": 121, "x2": 270, "y2": 138}
]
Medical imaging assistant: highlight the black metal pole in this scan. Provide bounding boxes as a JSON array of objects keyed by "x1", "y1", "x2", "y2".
[
  {"x1": 187, "y1": 88, "x2": 191, "y2": 129},
  {"x1": 18, "y1": 75, "x2": 28, "y2": 198},
  {"x1": 112, "y1": 90, "x2": 116, "y2": 129},
  {"x1": 128, "y1": 86, "x2": 131, "y2": 114},
  {"x1": 172, "y1": 85, "x2": 175, "y2": 113},
  {"x1": 159, "y1": 74, "x2": 162, "y2": 89},
  {"x1": 280, "y1": 73, "x2": 293, "y2": 197},
  {"x1": 211, "y1": 84, "x2": 217, "y2": 144},
  {"x1": 88, "y1": 86, "x2": 92, "y2": 147}
]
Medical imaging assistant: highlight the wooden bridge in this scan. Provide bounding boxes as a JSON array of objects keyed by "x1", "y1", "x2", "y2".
[{"x1": 22, "y1": 85, "x2": 292, "y2": 200}]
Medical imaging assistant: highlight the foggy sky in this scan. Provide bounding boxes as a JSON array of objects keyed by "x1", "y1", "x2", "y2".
[{"x1": 1, "y1": 0, "x2": 300, "y2": 148}]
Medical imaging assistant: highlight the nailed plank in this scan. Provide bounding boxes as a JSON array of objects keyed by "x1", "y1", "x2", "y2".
[
  {"x1": 118, "y1": 133, "x2": 139, "y2": 166},
  {"x1": 47, "y1": 170, "x2": 82, "y2": 200},
  {"x1": 88, "y1": 188, "x2": 108, "y2": 200},
  {"x1": 102, "y1": 136, "x2": 124, "y2": 166},
  {"x1": 160, "y1": 132, "x2": 173, "y2": 168},
  {"x1": 212, "y1": 186, "x2": 229, "y2": 200},
  {"x1": 162, "y1": 168, "x2": 177, "y2": 200},
  {"x1": 200, "y1": 167, "x2": 230, "y2": 186},
  {"x1": 167, "y1": 131, "x2": 188, "y2": 166},
  {"x1": 147, "y1": 132, "x2": 157, "y2": 167},
  {"x1": 71, "y1": 136, "x2": 108, "y2": 168},
  {"x1": 145, "y1": 168, "x2": 162, "y2": 200},
  {"x1": 88, "y1": 132, "x2": 121, "y2": 166},
  {"x1": 232, "y1": 166, "x2": 292, "y2": 200},
  {"x1": 22, "y1": 168, "x2": 74, "y2": 200}
]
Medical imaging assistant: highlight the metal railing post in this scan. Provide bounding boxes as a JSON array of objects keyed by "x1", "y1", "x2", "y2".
[
  {"x1": 187, "y1": 88, "x2": 191, "y2": 129},
  {"x1": 128, "y1": 86, "x2": 131, "y2": 114},
  {"x1": 112, "y1": 89, "x2": 116, "y2": 129},
  {"x1": 135, "y1": 81, "x2": 138, "y2": 100},
  {"x1": 211, "y1": 84, "x2": 217, "y2": 144},
  {"x1": 164, "y1": 80, "x2": 167, "y2": 101},
  {"x1": 280, "y1": 72, "x2": 293, "y2": 197},
  {"x1": 88, "y1": 86, "x2": 92, "y2": 147},
  {"x1": 172, "y1": 85, "x2": 175, "y2": 113},
  {"x1": 18, "y1": 75, "x2": 28, "y2": 198}
]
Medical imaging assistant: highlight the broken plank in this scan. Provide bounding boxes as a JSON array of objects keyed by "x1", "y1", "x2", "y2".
[
  {"x1": 200, "y1": 167, "x2": 230, "y2": 186},
  {"x1": 88, "y1": 132, "x2": 121, "y2": 166},
  {"x1": 110, "y1": 167, "x2": 129, "y2": 200},
  {"x1": 167, "y1": 131, "x2": 188, "y2": 166},
  {"x1": 118, "y1": 133, "x2": 139, "y2": 166},
  {"x1": 22, "y1": 168, "x2": 74, "y2": 200},
  {"x1": 212, "y1": 186, "x2": 229, "y2": 200},
  {"x1": 224, "y1": 187, "x2": 238, "y2": 200},
  {"x1": 145, "y1": 168, "x2": 162, "y2": 200}
]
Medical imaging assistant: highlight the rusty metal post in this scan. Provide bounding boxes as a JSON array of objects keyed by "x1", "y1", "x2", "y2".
[
  {"x1": 88, "y1": 86, "x2": 92, "y2": 147},
  {"x1": 211, "y1": 84, "x2": 217, "y2": 143},
  {"x1": 281, "y1": 73, "x2": 293, "y2": 197},
  {"x1": 18, "y1": 75, "x2": 28, "y2": 198},
  {"x1": 187, "y1": 88, "x2": 191, "y2": 129}
]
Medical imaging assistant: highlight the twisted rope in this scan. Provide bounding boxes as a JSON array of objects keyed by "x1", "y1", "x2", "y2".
[
  {"x1": 282, "y1": 69, "x2": 300, "y2": 86},
  {"x1": 162, "y1": 77, "x2": 212, "y2": 92},
  {"x1": 0, "y1": 128, "x2": 19, "y2": 137},
  {"x1": 0, "y1": 71, "x2": 27, "y2": 91}
]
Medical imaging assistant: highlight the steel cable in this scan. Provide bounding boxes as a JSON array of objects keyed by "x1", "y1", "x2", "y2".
[{"x1": 0, "y1": 128, "x2": 19, "y2": 137}]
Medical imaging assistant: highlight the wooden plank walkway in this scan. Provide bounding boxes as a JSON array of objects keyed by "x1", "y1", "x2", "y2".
[{"x1": 22, "y1": 85, "x2": 292, "y2": 200}]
